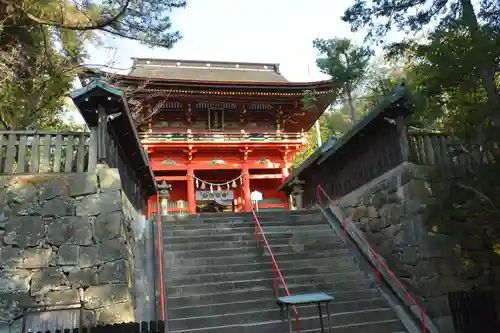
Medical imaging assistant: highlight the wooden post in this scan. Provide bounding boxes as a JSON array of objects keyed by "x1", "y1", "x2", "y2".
[
  {"x1": 187, "y1": 166, "x2": 196, "y2": 214},
  {"x1": 97, "y1": 106, "x2": 107, "y2": 162},
  {"x1": 88, "y1": 127, "x2": 98, "y2": 172},
  {"x1": 397, "y1": 116, "x2": 410, "y2": 162}
]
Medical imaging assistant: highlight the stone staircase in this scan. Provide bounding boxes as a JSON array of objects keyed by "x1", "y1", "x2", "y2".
[{"x1": 162, "y1": 210, "x2": 408, "y2": 333}]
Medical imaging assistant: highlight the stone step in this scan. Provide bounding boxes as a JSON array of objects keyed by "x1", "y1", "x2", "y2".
[
  {"x1": 284, "y1": 279, "x2": 375, "y2": 295},
  {"x1": 162, "y1": 229, "x2": 338, "y2": 244},
  {"x1": 167, "y1": 288, "x2": 275, "y2": 308},
  {"x1": 168, "y1": 297, "x2": 388, "y2": 319},
  {"x1": 164, "y1": 241, "x2": 347, "y2": 260},
  {"x1": 166, "y1": 257, "x2": 358, "y2": 277},
  {"x1": 165, "y1": 249, "x2": 352, "y2": 268},
  {"x1": 162, "y1": 225, "x2": 331, "y2": 237},
  {"x1": 168, "y1": 300, "x2": 394, "y2": 331},
  {"x1": 168, "y1": 271, "x2": 367, "y2": 293},
  {"x1": 163, "y1": 235, "x2": 342, "y2": 251},
  {"x1": 162, "y1": 218, "x2": 326, "y2": 230},
  {"x1": 166, "y1": 312, "x2": 403, "y2": 333},
  {"x1": 166, "y1": 264, "x2": 361, "y2": 285},
  {"x1": 167, "y1": 287, "x2": 381, "y2": 309},
  {"x1": 299, "y1": 320, "x2": 406, "y2": 333},
  {"x1": 168, "y1": 276, "x2": 373, "y2": 298},
  {"x1": 165, "y1": 246, "x2": 259, "y2": 259}
]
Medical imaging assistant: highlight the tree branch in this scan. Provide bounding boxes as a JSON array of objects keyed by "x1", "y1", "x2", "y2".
[{"x1": 23, "y1": 0, "x2": 131, "y2": 31}]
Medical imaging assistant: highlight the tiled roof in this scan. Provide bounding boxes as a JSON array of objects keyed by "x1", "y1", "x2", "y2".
[{"x1": 128, "y1": 58, "x2": 289, "y2": 83}]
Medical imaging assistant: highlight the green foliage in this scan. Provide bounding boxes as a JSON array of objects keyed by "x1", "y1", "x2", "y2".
[
  {"x1": 342, "y1": 0, "x2": 500, "y2": 250},
  {"x1": 0, "y1": 0, "x2": 185, "y2": 130},
  {"x1": 312, "y1": 38, "x2": 373, "y2": 122}
]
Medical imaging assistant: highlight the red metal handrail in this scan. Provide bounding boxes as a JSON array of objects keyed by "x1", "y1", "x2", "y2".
[
  {"x1": 251, "y1": 207, "x2": 301, "y2": 333},
  {"x1": 316, "y1": 185, "x2": 427, "y2": 333}
]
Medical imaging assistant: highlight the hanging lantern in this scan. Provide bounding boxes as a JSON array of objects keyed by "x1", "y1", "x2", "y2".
[
  {"x1": 217, "y1": 185, "x2": 222, "y2": 191},
  {"x1": 201, "y1": 182, "x2": 206, "y2": 190},
  {"x1": 231, "y1": 180, "x2": 237, "y2": 188}
]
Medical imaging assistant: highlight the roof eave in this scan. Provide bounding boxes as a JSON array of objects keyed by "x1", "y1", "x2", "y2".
[
  {"x1": 278, "y1": 82, "x2": 414, "y2": 192},
  {"x1": 110, "y1": 73, "x2": 334, "y2": 90},
  {"x1": 70, "y1": 80, "x2": 157, "y2": 197}
]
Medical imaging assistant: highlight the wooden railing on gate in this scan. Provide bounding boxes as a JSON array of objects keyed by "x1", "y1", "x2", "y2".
[{"x1": 0, "y1": 130, "x2": 97, "y2": 175}]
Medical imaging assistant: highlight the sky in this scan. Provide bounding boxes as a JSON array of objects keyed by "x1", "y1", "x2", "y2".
[
  {"x1": 86, "y1": 0, "x2": 378, "y2": 82},
  {"x1": 71, "y1": 0, "x2": 402, "y2": 124}
]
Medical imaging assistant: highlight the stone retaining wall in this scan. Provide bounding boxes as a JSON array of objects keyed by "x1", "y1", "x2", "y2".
[
  {"x1": 337, "y1": 162, "x2": 499, "y2": 333},
  {"x1": 0, "y1": 166, "x2": 155, "y2": 332}
]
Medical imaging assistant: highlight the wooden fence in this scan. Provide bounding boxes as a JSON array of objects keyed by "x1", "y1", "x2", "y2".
[
  {"x1": 0, "y1": 130, "x2": 97, "y2": 175},
  {"x1": 448, "y1": 290, "x2": 499, "y2": 332},
  {"x1": 407, "y1": 130, "x2": 500, "y2": 166}
]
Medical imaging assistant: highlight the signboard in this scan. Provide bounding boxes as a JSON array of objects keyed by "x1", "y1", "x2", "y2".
[
  {"x1": 251, "y1": 190, "x2": 263, "y2": 201},
  {"x1": 196, "y1": 190, "x2": 234, "y2": 201}
]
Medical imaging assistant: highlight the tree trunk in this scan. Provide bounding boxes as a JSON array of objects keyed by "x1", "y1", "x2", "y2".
[
  {"x1": 460, "y1": 0, "x2": 500, "y2": 108},
  {"x1": 346, "y1": 88, "x2": 356, "y2": 123}
]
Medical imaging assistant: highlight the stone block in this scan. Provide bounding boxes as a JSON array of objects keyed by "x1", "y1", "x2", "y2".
[
  {"x1": 69, "y1": 174, "x2": 98, "y2": 197},
  {"x1": 94, "y1": 211, "x2": 125, "y2": 241},
  {"x1": 98, "y1": 238, "x2": 128, "y2": 262},
  {"x1": 424, "y1": 295, "x2": 451, "y2": 317},
  {"x1": 98, "y1": 302, "x2": 134, "y2": 325},
  {"x1": 40, "y1": 197, "x2": 74, "y2": 217},
  {"x1": 46, "y1": 216, "x2": 92, "y2": 246},
  {"x1": 76, "y1": 191, "x2": 122, "y2": 216},
  {"x1": 459, "y1": 235, "x2": 483, "y2": 250},
  {"x1": 344, "y1": 207, "x2": 355, "y2": 219},
  {"x1": 6, "y1": 183, "x2": 37, "y2": 205},
  {"x1": 399, "y1": 247, "x2": 419, "y2": 265},
  {"x1": 68, "y1": 267, "x2": 98, "y2": 288},
  {"x1": 98, "y1": 259, "x2": 130, "y2": 284},
  {"x1": 79, "y1": 246, "x2": 100, "y2": 268},
  {"x1": 81, "y1": 310, "x2": 99, "y2": 327},
  {"x1": 379, "y1": 203, "x2": 405, "y2": 222},
  {"x1": 369, "y1": 218, "x2": 391, "y2": 232},
  {"x1": 43, "y1": 289, "x2": 80, "y2": 305},
  {"x1": 0, "y1": 270, "x2": 30, "y2": 293},
  {"x1": 4, "y1": 216, "x2": 45, "y2": 248},
  {"x1": 0, "y1": 210, "x2": 8, "y2": 229},
  {"x1": 366, "y1": 206, "x2": 379, "y2": 218},
  {"x1": 386, "y1": 190, "x2": 404, "y2": 203},
  {"x1": 415, "y1": 259, "x2": 440, "y2": 279},
  {"x1": 57, "y1": 245, "x2": 79, "y2": 266},
  {"x1": 420, "y1": 233, "x2": 458, "y2": 259},
  {"x1": 439, "y1": 276, "x2": 469, "y2": 294},
  {"x1": 30, "y1": 268, "x2": 70, "y2": 295},
  {"x1": 0, "y1": 247, "x2": 23, "y2": 269},
  {"x1": 22, "y1": 247, "x2": 54, "y2": 268},
  {"x1": 371, "y1": 190, "x2": 389, "y2": 207},
  {"x1": 404, "y1": 200, "x2": 423, "y2": 215},
  {"x1": 40, "y1": 181, "x2": 66, "y2": 201},
  {"x1": 351, "y1": 206, "x2": 367, "y2": 220},
  {"x1": 0, "y1": 292, "x2": 34, "y2": 321},
  {"x1": 399, "y1": 215, "x2": 424, "y2": 245},
  {"x1": 98, "y1": 168, "x2": 122, "y2": 193},
  {"x1": 435, "y1": 315, "x2": 455, "y2": 333},
  {"x1": 84, "y1": 284, "x2": 131, "y2": 309},
  {"x1": 415, "y1": 276, "x2": 441, "y2": 297}
]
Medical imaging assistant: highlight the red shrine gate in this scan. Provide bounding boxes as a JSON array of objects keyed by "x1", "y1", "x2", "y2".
[{"x1": 107, "y1": 58, "x2": 332, "y2": 214}]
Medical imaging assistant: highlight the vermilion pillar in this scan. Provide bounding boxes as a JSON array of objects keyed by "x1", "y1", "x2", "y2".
[
  {"x1": 281, "y1": 165, "x2": 290, "y2": 210},
  {"x1": 187, "y1": 166, "x2": 196, "y2": 214},
  {"x1": 242, "y1": 164, "x2": 251, "y2": 212}
]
